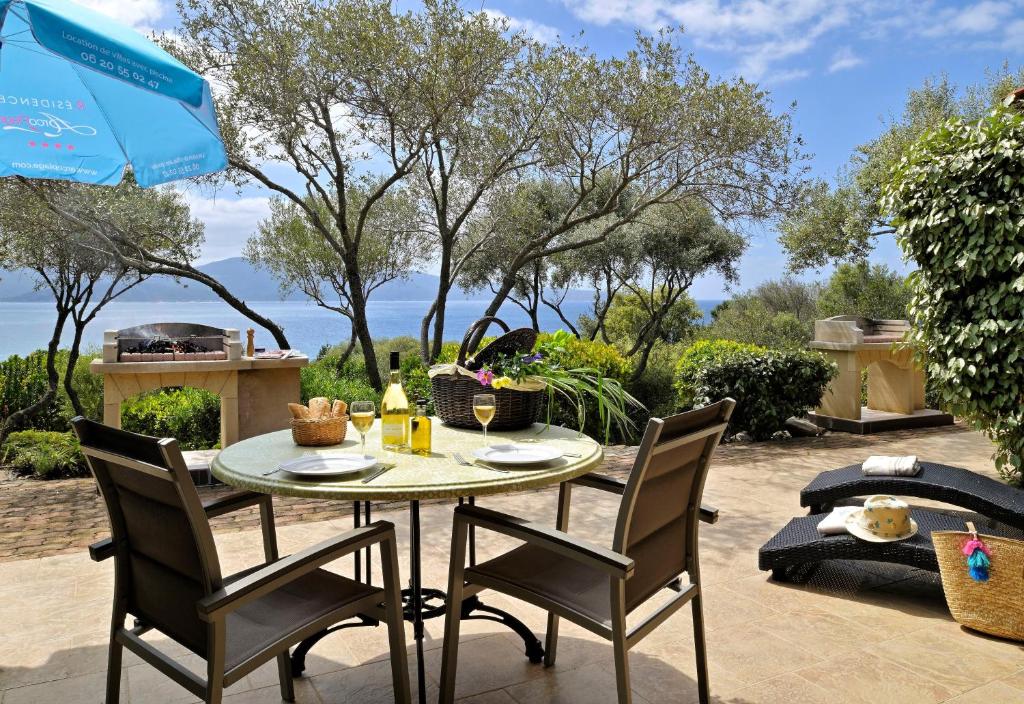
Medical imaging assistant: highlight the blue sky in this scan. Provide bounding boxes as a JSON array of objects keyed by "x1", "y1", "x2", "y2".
[{"x1": 78, "y1": 0, "x2": 1023, "y2": 298}]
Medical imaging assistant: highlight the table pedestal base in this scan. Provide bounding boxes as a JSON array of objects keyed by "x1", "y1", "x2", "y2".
[{"x1": 290, "y1": 500, "x2": 544, "y2": 702}]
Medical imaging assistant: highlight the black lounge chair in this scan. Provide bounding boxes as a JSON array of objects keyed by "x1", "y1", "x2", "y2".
[{"x1": 759, "y1": 461, "x2": 1024, "y2": 581}]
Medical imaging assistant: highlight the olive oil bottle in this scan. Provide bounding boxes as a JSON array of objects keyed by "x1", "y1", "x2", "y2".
[
  {"x1": 410, "y1": 399, "x2": 432, "y2": 456},
  {"x1": 380, "y1": 352, "x2": 410, "y2": 452}
]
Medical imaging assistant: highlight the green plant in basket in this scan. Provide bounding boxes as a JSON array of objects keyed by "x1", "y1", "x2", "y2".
[{"x1": 477, "y1": 330, "x2": 643, "y2": 443}]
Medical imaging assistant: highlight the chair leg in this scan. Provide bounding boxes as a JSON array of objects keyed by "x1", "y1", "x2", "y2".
[
  {"x1": 611, "y1": 582, "x2": 631, "y2": 704},
  {"x1": 439, "y1": 520, "x2": 469, "y2": 704},
  {"x1": 691, "y1": 593, "x2": 710, "y2": 704},
  {"x1": 381, "y1": 535, "x2": 411, "y2": 704},
  {"x1": 276, "y1": 652, "x2": 295, "y2": 702},
  {"x1": 105, "y1": 631, "x2": 123, "y2": 704},
  {"x1": 544, "y1": 612, "x2": 560, "y2": 667}
]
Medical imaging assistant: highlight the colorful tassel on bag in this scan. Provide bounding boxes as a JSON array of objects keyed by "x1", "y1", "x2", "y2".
[{"x1": 962, "y1": 522, "x2": 992, "y2": 582}]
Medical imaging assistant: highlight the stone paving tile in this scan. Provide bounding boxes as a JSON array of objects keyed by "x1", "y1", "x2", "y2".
[{"x1": 3, "y1": 422, "x2": 1023, "y2": 704}]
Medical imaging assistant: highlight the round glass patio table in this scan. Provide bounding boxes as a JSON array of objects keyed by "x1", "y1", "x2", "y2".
[{"x1": 211, "y1": 420, "x2": 604, "y2": 704}]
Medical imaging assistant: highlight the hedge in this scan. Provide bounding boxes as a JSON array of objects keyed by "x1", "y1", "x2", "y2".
[
  {"x1": 1, "y1": 430, "x2": 87, "y2": 478},
  {"x1": 675, "y1": 339, "x2": 835, "y2": 440}
]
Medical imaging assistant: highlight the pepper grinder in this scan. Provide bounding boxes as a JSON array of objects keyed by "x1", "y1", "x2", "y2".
[{"x1": 246, "y1": 328, "x2": 255, "y2": 358}]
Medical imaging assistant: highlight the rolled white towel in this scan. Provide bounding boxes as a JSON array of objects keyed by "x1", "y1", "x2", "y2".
[
  {"x1": 817, "y1": 506, "x2": 859, "y2": 535},
  {"x1": 862, "y1": 455, "x2": 920, "y2": 476}
]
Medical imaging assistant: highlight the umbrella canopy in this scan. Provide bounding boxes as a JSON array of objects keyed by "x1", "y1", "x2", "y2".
[{"x1": 0, "y1": 0, "x2": 227, "y2": 187}]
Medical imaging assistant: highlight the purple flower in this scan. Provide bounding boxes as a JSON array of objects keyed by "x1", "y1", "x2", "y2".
[
  {"x1": 476, "y1": 369, "x2": 494, "y2": 386},
  {"x1": 523, "y1": 353, "x2": 543, "y2": 363}
]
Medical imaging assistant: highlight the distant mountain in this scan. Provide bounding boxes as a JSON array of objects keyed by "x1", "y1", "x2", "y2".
[{"x1": 0, "y1": 257, "x2": 593, "y2": 303}]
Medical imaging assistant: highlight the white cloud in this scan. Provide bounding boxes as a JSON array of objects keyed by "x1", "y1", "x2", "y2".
[
  {"x1": 71, "y1": 0, "x2": 165, "y2": 32},
  {"x1": 828, "y1": 46, "x2": 864, "y2": 73},
  {"x1": 181, "y1": 192, "x2": 271, "y2": 263},
  {"x1": 559, "y1": 1, "x2": 1024, "y2": 81},
  {"x1": 484, "y1": 9, "x2": 561, "y2": 44}
]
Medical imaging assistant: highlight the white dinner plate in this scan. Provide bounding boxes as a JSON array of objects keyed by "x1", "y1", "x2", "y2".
[
  {"x1": 279, "y1": 454, "x2": 377, "y2": 477},
  {"x1": 472, "y1": 443, "x2": 563, "y2": 466}
]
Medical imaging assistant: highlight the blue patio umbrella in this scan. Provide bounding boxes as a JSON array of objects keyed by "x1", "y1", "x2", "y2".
[{"x1": 0, "y1": 0, "x2": 227, "y2": 187}]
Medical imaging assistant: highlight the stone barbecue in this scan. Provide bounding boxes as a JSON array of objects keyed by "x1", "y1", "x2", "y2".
[
  {"x1": 103, "y1": 322, "x2": 239, "y2": 363},
  {"x1": 808, "y1": 315, "x2": 952, "y2": 434},
  {"x1": 91, "y1": 323, "x2": 307, "y2": 449}
]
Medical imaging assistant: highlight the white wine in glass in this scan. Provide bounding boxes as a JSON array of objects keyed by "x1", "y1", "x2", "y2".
[
  {"x1": 473, "y1": 394, "x2": 496, "y2": 448},
  {"x1": 350, "y1": 401, "x2": 375, "y2": 458}
]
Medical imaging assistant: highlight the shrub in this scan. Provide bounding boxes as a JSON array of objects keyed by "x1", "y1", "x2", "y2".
[
  {"x1": 1, "y1": 430, "x2": 87, "y2": 478},
  {"x1": 674, "y1": 339, "x2": 765, "y2": 408},
  {"x1": 627, "y1": 341, "x2": 687, "y2": 420},
  {"x1": 882, "y1": 105, "x2": 1024, "y2": 483},
  {"x1": 0, "y1": 351, "x2": 67, "y2": 431},
  {"x1": 301, "y1": 358, "x2": 381, "y2": 408},
  {"x1": 121, "y1": 388, "x2": 221, "y2": 450},
  {"x1": 689, "y1": 348, "x2": 836, "y2": 440}
]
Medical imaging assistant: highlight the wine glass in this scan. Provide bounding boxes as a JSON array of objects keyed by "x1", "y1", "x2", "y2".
[
  {"x1": 473, "y1": 394, "x2": 496, "y2": 449},
  {"x1": 350, "y1": 401, "x2": 375, "y2": 458}
]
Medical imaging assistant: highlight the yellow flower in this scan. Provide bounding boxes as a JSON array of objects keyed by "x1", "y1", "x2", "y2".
[{"x1": 492, "y1": 376, "x2": 514, "y2": 390}]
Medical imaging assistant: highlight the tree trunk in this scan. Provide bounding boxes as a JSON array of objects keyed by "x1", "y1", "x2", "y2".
[
  {"x1": 430, "y1": 278, "x2": 450, "y2": 362},
  {"x1": 344, "y1": 264, "x2": 383, "y2": 390},
  {"x1": 468, "y1": 272, "x2": 518, "y2": 351},
  {"x1": 0, "y1": 307, "x2": 68, "y2": 444},
  {"x1": 63, "y1": 321, "x2": 87, "y2": 417}
]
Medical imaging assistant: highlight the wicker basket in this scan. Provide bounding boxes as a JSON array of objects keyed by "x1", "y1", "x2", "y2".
[
  {"x1": 934, "y1": 527, "x2": 1024, "y2": 641},
  {"x1": 291, "y1": 415, "x2": 349, "y2": 446},
  {"x1": 432, "y1": 317, "x2": 542, "y2": 430}
]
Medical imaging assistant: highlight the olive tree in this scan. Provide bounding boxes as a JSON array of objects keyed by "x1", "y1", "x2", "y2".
[
  {"x1": 0, "y1": 179, "x2": 199, "y2": 441},
  {"x1": 463, "y1": 33, "x2": 804, "y2": 344},
  {"x1": 782, "y1": 68, "x2": 1024, "y2": 270},
  {"x1": 173, "y1": 0, "x2": 521, "y2": 387},
  {"x1": 882, "y1": 105, "x2": 1024, "y2": 483},
  {"x1": 246, "y1": 188, "x2": 429, "y2": 362}
]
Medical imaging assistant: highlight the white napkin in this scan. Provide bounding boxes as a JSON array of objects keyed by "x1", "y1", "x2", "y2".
[
  {"x1": 816, "y1": 506, "x2": 859, "y2": 535},
  {"x1": 862, "y1": 455, "x2": 920, "y2": 476}
]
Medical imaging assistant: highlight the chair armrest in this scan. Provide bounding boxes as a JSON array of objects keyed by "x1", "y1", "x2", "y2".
[
  {"x1": 455, "y1": 504, "x2": 634, "y2": 578},
  {"x1": 699, "y1": 503, "x2": 719, "y2": 524},
  {"x1": 89, "y1": 537, "x2": 116, "y2": 562},
  {"x1": 201, "y1": 490, "x2": 268, "y2": 518},
  {"x1": 570, "y1": 472, "x2": 626, "y2": 494},
  {"x1": 197, "y1": 521, "x2": 394, "y2": 621}
]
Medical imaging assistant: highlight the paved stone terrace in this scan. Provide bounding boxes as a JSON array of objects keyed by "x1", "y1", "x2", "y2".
[{"x1": 2, "y1": 423, "x2": 1023, "y2": 703}]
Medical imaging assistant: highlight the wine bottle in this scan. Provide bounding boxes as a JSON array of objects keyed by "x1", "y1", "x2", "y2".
[{"x1": 380, "y1": 351, "x2": 410, "y2": 452}]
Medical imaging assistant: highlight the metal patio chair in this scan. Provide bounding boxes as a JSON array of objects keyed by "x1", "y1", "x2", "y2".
[
  {"x1": 72, "y1": 417, "x2": 411, "y2": 704},
  {"x1": 438, "y1": 399, "x2": 735, "y2": 704}
]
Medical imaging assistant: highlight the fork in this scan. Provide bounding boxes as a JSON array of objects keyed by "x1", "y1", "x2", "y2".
[{"x1": 453, "y1": 452, "x2": 510, "y2": 473}]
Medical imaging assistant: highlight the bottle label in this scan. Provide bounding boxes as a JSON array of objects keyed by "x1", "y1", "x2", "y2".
[{"x1": 382, "y1": 421, "x2": 405, "y2": 440}]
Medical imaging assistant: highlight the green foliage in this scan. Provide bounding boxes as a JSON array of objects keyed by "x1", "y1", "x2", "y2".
[
  {"x1": 704, "y1": 277, "x2": 819, "y2": 350},
  {"x1": 816, "y1": 262, "x2": 912, "y2": 321},
  {"x1": 534, "y1": 333, "x2": 631, "y2": 381},
  {"x1": 674, "y1": 339, "x2": 766, "y2": 408},
  {"x1": 705, "y1": 300, "x2": 811, "y2": 350},
  {"x1": 882, "y1": 105, "x2": 1024, "y2": 483},
  {"x1": 602, "y1": 290, "x2": 704, "y2": 350},
  {"x1": 626, "y1": 341, "x2": 687, "y2": 419},
  {"x1": 0, "y1": 351, "x2": 63, "y2": 430},
  {"x1": 1, "y1": 430, "x2": 86, "y2": 478},
  {"x1": 301, "y1": 359, "x2": 381, "y2": 409},
  {"x1": 781, "y1": 68, "x2": 1024, "y2": 270},
  {"x1": 689, "y1": 348, "x2": 837, "y2": 441},
  {"x1": 121, "y1": 388, "x2": 221, "y2": 451},
  {"x1": 0, "y1": 350, "x2": 105, "y2": 432}
]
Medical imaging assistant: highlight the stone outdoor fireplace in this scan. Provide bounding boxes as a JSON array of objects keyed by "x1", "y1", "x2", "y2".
[
  {"x1": 90, "y1": 323, "x2": 307, "y2": 448},
  {"x1": 808, "y1": 316, "x2": 953, "y2": 434}
]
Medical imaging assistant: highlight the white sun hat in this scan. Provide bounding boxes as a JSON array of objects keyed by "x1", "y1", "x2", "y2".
[{"x1": 845, "y1": 495, "x2": 918, "y2": 543}]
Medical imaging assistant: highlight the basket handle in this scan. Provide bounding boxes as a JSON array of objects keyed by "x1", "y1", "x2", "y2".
[{"x1": 457, "y1": 316, "x2": 511, "y2": 367}]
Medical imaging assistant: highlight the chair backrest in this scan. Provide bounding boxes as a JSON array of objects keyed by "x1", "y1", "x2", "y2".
[
  {"x1": 613, "y1": 399, "x2": 734, "y2": 610},
  {"x1": 72, "y1": 417, "x2": 222, "y2": 656}
]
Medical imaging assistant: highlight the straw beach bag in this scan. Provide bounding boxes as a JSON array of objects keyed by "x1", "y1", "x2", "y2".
[{"x1": 933, "y1": 523, "x2": 1024, "y2": 641}]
